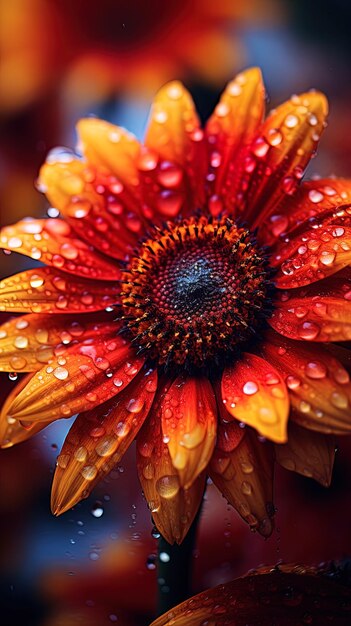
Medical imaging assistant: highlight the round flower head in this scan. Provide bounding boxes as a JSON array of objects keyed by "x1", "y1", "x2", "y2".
[{"x1": 1, "y1": 68, "x2": 351, "y2": 544}]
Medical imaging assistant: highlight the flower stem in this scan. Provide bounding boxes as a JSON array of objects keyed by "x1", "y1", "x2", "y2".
[{"x1": 156, "y1": 510, "x2": 202, "y2": 616}]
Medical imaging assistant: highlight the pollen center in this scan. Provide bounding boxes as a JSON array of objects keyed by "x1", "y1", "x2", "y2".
[{"x1": 121, "y1": 216, "x2": 271, "y2": 367}]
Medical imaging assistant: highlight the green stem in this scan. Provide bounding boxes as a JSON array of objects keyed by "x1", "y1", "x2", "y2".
[{"x1": 156, "y1": 508, "x2": 202, "y2": 616}]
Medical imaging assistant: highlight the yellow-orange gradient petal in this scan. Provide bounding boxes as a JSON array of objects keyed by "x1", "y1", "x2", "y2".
[
  {"x1": 260, "y1": 331, "x2": 351, "y2": 435},
  {"x1": 205, "y1": 67, "x2": 265, "y2": 210},
  {"x1": 0, "y1": 267, "x2": 120, "y2": 314},
  {"x1": 0, "y1": 373, "x2": 52, "y2": 448},
  {"x1": 273, "y1": 225, "x2": 351, "y2": 289},
  {"x1": 51, "y1": 366, "x2": 157, "y2": 515},
  {"x1": 0, "y1": 313, "x2": 117, "y2": 372},
  {"x1": 210, "y1": 423, "x2": 275, "y2": 537},
  {"x1": 262, "y1": 178, "x2": 351, "y2": 247},
  {"x1": 145, "y1": 80, "x2": 206, "y2": 208},
  {"x1": 161, "y1": 374, "x2": 217, "y2": 488},
  {"x1": 235, "y1": 91, "x2": 328, "y2": 226},
  {"x1": 0, "y1": 218, "x2": 120, "y2": 280},
  {"x1": 77, "y1": 118, "x2": 141, "y2": 190},
  {"x1": 270, "y1": 270, "x2": 351, "y2": 342},
  {"x1": 275, "y1": 422, "x2": 335, "y2": 487},
  {"x1": 7, "y1": 338, "x2": 144, "y2": 422},
  {"x1": 221, "y1": 352, "x2": 289, "y2": 443},
  {"x1": 150, "y1": 566, "x2": 351, "y2": 626},
  {"x1": 137, "y1": 380, "x2": 206, "y2": 545},
  {"x1": 39, "y1": 158, "x2": 145, "y2": 259}
]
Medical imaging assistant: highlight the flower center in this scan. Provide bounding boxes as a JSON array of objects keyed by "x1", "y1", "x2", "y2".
[{"x1": 121, "y1": 216, "x2": 272, "y2": 368}]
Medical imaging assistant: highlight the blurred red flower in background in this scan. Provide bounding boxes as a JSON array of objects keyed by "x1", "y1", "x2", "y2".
[{"x1": 1, "y1": 67, "x2": 351, "y2": 548}]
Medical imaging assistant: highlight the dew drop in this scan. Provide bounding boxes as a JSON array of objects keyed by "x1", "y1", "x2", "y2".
[
  {"x1": 53, "y1": 366, "x2": 69, "y2": 380},
  {"x1": 156, "y1": 475, "x2": 180, "y2": 499},
  {"x1": 243, "y1": 381, "x2": 258, "y2": 395}
]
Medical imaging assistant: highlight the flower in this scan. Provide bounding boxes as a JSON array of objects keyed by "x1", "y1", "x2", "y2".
[
  {"x1": 1, "y1": 67, "x2": 351, "y2": 544},
  {"x1": 150, "y1": 562, "x2": 351, "y2": 625}
]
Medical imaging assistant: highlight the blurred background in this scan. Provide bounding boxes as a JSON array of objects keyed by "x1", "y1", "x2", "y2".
[{"x1": 1, "y1": 0, "x2": 351, "y2": 624}]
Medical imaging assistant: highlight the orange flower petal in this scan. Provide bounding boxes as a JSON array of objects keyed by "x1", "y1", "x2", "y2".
[
  {"x1": 234, "y1": 91, "x2": 328, "y2": 226},
  {"x1": 0, "y1": 267, "x2": 119, "y2": 314},
  {"x1": 0, "y1": 373, "x2": 52, "y2": 448},
  {"x1": 270, "y1": 270, "x2": 351, "y2": 342},
  {"x1": 39, "y1": 159, "x2": 145, "y2": 259},
  {"x1": 137, "y1": 380, "x2": 206, "y2": 544},
  {"x1": 77, "y1": 118, "x2": 141, "y2": 191},
  {"x1": 205, "y1": 67, "x2": 265, "y2": 211},
  {"x1": 221, "y1": 352, "x2": 289, "y2": 443},
  {"x1": 161, "y1": 374, "x2": 217, "y2": 488},
  {"x1": 7, "y1": 338, "x2": 144, "y2": 422},
  {"x1": 145, "y1": 80, "x2": 206, "y2": 208},
  {"x1": 260, "y1": 331, "x2": 351, "y2": 435},
  {"x1": 51, "y1": 365, "x2": 157, "y2": 515},
  {"x1": 273, "y1": 225, "x2": 351, "y2": 289},
  {"x1": 275, "y1": 422, "x2": 335, "y2": 487},
  {"x1": 0, "y1": 218, "x2": 120, "y2": 280},
  {"x1": 209, "y1": 425, "x2": 275, "y2": 537},
  {"x1": 151, "y1": 567, "x2": 351, "y2": 626},
  {"x1": 262, "y1": 178, "x2": 351, "y2": 247},
  {"x1": 0, "y1": 312, "x2": 117, "y2": 372}
]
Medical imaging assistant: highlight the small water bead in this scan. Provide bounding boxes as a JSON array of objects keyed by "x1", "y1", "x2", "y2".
[
  {"x1": 286, "y1": 375, "x2": 301, "y2": 390},
  {"x1": 126, "y1": 397, "x2": 145, "y2": 414},
  {"x1": 241, "y1": 481, "x2": 252, "y2": 495},
  {"x1": 29, "y1": 274, "x2": 44, "y2": 289},
  {"x1": 146, "y1": 554, "x2": 157, "y2": 570},
  {"x1": 81, "y1": 465, "x2": 98, "y2": 480},
  {"x1": 297, "y1": 322, "x2": 320, "y2": 340},
  {"x1": 157, "y1": 162, "x2": 183, "y2": 188},
  {"x1": 227, "y1": 80, "x2": 242, "y2": 97},
  {"x1": 8, "y1": 372, "x2": 18, "y2": 381},
  {"x1": 53, "y1": 366, "x2": 69, "y2": 380},
  {"x1": 284, "y1": 114, "x2": 299, "y2": 128},
  {"x1": 156, "y1": 475, "x2": 180, "y2": 499},
  {"x1": 182, "y1": 423, "x2": 206, "y2": 449},
  {"x1": 243, "y1": 381, "x2": 258, "y2": 395},
  {"x1": 14, "y1": 336, "x2": 28, "y2": 349},
  {"x1": 333, "y1": 368, "x2": 350, "y2": 385},
  {"x1": 215, "y1": 102, "x2": 230, "y2": 118},
  {"x1": 10, "y1": 356, "x2": 27, "y2": 370},
  {"x1": 241, "y1": 461, "x2": 254, "y2": 474},
  {"x1": 319, "y1": 250, "x2": 336, "y2": 266},
  {"x1": 96, "y1": 437, "x2": 117, "y2": 457},
  {"x1": 299, "y1": 401, "x2": 311, "y2": 413},
  {"x1": 308, "y1": 189, "x2": 324, "y2": 203},
  {"x1": 91, "y1": 502, "x2": 104, "y2": 518},
  {"x1": 267, "y1": 128, "x2": 283, "y2": 146},
  {"x1": 305, "y1": 361, "x2": 327, "y2": 379},
  {"x1": 330, "y1": 391, "x2": 348, "y2": 409},
  {"x1": 308, "y1": 113, "x2": 318, "y2": 126},
  {"x1": 154, "y1": 110, "x2": 168, "y2": 124},
  {"x1": 332, "y1": 227, "x2": 345, "y2": 237},
  {"x1": 57, "y1": 453, "x2": 70, "y2": 469},
  {"x1": 74, "y1": 446, "x2": 88, "y2": 462},
  {"x1": 252, "y1": 137, "x2": 269, "y2": 158},
  {"x1": 7, "y1": 237, "x2": 23, "y2": 248},
  {"x1": 157, "y1": 190, "x2": 183, "y2": 217},
  {"x1": 159, "y1": 551, "x2": 170, "y2": 563}
]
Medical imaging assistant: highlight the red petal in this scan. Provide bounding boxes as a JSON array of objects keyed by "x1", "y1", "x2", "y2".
[
  {"x1": 7, "y1": 337, "x2": 144, "y2": 422},
  {"x1": 0, "y1": 218, "x2": 119, "y2": 280},
  {"x1": 137, "y1": 379, "x2": 206, "y2": 545},
  {"x1": 0, "y1": 312, "x2": 117, "y2": 372},
  {"x1": 210, "y1": 425, "x2": 275, "y2": 537},
  {"x1": 161, "y1": 374, "x2": 217, "y2": 488},
  {"x1": 260, "y1": 331, "x2": 351, "y2": 435},
  {"x1": 205, "y1": 68, "x2": 265, "y2": 214},
  {"x1": 261, "y1": 178, "x2": 351, "y2": 247},
  {"x1": 0, "y1": 267, "x2": 119, "y2": 314},
  {"x1": 270, "y1": 270, "x2": 351, "y2": 342},
  {"x1": 39, "y1": 159, "x2": 145, "y2": 259},
  {"x1": 51, "y1": 365, "x2": 157, "y2": 515},
  {"x1": 273, "y1": 225, "x2": 351, "y2": 289},
  {"x1": 221, "y1": 352, "x2": 289, "y2": 443},
  {"x1": 233, "y1": 91, "x2": 328, "y2": 226},
  {"x1": 275, "y1": 422, "x2": 335, "y2": 487},
  {"x1": 0, "y1": 373, "x2": 52, "y2": 448},
  {"x1": 77, "y1": 118, "x2": 141, "y2": 192},
  {"x1": 151, "y1": 568, "x2": 351, "y2": 626}
]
